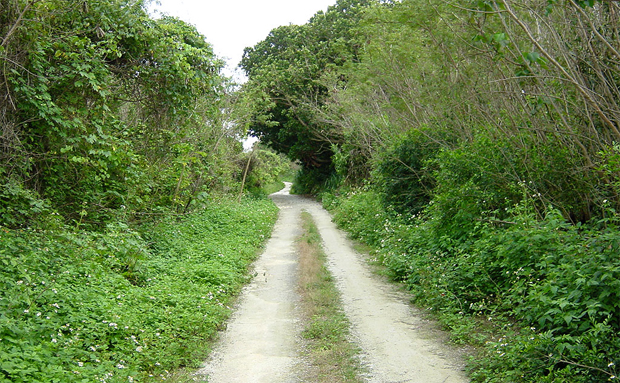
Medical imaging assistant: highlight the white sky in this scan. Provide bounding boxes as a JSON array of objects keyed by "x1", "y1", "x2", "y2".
[{"x1": 150, "y1": 0, "x2": 337, "y2": 80}]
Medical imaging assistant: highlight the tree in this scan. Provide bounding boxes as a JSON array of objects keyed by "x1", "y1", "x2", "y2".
[
  {"x1": 319, "y1": 0, "x2": 620, "y2": 220},
  {"x1": 239, "y1": 0, "x2": 377, "y2": 189}
]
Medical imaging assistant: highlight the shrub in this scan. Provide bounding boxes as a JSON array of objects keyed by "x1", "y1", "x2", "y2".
[
  {"x1": 0, "y1": 179, "x2": 51, "y2": 228},
  {"x1": 373, "y1": 129, "x2": 440, "y2": 216},
  {"x1": 427, "y1": 136, "x2": 523, "y2": 240},
  {"x1": 331, "y1": 188, "x2": 388, "y2": 247},
  {"x1": 291, "y1": 165, "x2": 339, "y2": 195},
  {"x1": 328, "y1": 186, "x2": 620, "y2": 382}
]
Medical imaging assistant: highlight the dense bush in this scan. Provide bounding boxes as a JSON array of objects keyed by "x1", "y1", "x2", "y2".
[
  {"x1": 373, "y1": 129, "x2": 440, "y2": 216},
  {"x1": 0, "y1": 179, "x2": 51, "y2": 228},
  {"x1": 330, "y1": 187, "x2": 620, "y2": 382},
  {"x1": 0, "y1": 0, "x2": 257, "y2": 230},
  {"x1": 324, "y1": 187, "x2": 387, "y2": 247},
  {"x1": 0, "y1": 198, "x2": 277, "y2": 382},
  {"x1": 291, "y1": 165, "x2": 339, "y2": 195},
  {"x1": 326, "y1": 125, "x2": 619, "y2": 382}
]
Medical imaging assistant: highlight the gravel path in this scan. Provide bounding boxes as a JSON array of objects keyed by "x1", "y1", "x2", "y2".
[{"x1": 199, "y1": 183, "x2": 469, "y2": 382}]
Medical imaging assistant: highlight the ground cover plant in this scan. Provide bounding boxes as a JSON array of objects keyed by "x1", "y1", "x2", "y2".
[{"x1": 0, "y1": 197, "x2": 278, "y2": 382}]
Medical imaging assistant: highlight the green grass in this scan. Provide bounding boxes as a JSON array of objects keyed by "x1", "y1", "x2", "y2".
[
  {"x1": 297, "y1": 212, "x2": 363, "y2": 382},
  {"x1": 0, "y1": 197, "x2": 278, "y2": 382},
  {"x1": 262, "y1": 180, "x2": 286, "y2": 195}
]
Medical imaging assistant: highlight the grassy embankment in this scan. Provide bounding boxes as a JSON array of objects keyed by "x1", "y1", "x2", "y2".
[
  {"x1": 296, "y1": 211, "x2": 363, "y2": 382},
  {"x1": 0, "y1": 197, "x2": 278, "y2": 383}
]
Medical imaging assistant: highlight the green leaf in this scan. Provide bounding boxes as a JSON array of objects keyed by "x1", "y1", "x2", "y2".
[
  {"x1": 525, "y1": 52, "x2": 541, "y2": 63},
  {"x1": 576, "y1": 0, "x2": 595, "y2": 7}
]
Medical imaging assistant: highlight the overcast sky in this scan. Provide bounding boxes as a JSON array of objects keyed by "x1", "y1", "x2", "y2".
[{"x1": 150, "y1": 0, "x2": 337, "y2": 80}]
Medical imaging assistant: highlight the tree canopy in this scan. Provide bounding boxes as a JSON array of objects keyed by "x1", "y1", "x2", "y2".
[{"x1": 239, "y1": 0, "x2": 375, "y2": 189}]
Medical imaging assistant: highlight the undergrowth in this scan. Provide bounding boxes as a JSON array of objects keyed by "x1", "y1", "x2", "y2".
[
  {"x1": 324, "y1": 188, "x2": 620, "y2": 383},
  {"x1": 0, "y1": 197, "x2": 278, "y2": 382}
]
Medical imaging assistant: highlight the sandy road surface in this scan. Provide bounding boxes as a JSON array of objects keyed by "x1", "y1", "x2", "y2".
[{"x1": 199, "y1": 183, "x2": 468, "y2": 382}]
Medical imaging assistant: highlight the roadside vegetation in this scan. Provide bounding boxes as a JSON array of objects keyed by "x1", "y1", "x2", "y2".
[
  {"x1": 0, "y1": 198, "x2": 278, "y2": 382},
  {"x1": 0, "y1": 1, "x2": 289, "y2": 381},
  {"x1": 324, "y1": 189, "x2": 620, "y2": 382},
  {"x1": 241, "y1": 0, "x2": 620, "y2": 381},
  {"x1": 5, "y1": 0, "x2": 620, "y2": 381},
  {"x1": 297, "y1": 212, "x2": 363, "y2": 382}
]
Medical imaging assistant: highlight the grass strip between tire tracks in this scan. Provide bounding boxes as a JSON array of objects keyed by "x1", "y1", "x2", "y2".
[{"x1": 297, "y1": 211, "x2": 364, "y2": 383}]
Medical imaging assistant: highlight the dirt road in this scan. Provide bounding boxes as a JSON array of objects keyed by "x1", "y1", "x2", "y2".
[{"x1": 199, "y1": 183, "x2": 469, "y2": 382}]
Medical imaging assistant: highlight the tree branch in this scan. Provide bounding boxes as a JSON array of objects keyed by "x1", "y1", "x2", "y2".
[{"x1": 1, "y1": 0, "x2": 39, "y2": 48}]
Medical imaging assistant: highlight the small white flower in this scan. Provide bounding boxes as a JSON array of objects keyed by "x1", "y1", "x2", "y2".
[
  {"x1": 136, "y1": 346, "x2": 143, "y2": 352},
  {"x1": 24, "y1": 309, "x2": 29, "y2": 313}
]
